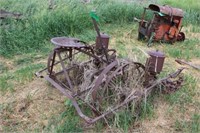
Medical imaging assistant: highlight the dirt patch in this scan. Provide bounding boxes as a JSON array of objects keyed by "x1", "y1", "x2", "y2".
[
  {"x1": 140, "y1": 95, "x2": 199, "y2": 133},
  {"x1": 141, "y1": 99, "x2": 175, "y2": 133},
  {"x1": 0, "y1": 78, "x2": 66, "y2": 132},
  {"x1": 0, "y1": 56, "x2": 14, "y2": 71}
]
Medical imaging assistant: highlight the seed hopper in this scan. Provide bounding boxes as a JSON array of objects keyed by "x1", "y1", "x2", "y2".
[
  {"x1": 135, "y1": 4, "x2": 185, "y2": 46},
  {"x1": 36, "y1": 12, "x2": 184, "y2": 124}
]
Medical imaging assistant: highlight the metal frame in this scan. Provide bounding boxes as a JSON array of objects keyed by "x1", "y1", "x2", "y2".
[{"x1": 35, "y1": 37, "x2": 184, "y2": 124}]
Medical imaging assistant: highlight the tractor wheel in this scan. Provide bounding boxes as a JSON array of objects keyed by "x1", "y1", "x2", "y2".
[{"x1": 177, "y1": 32, "x2": 185, "y2": 41}]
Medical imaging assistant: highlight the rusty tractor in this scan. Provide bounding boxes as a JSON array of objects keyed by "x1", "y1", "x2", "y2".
[
  {"x1": 135, "y1": 4, "x2": 185, "y2": 46},
  {"x1": 36, "y1": 12, "x2": 184, "y2": 124}
]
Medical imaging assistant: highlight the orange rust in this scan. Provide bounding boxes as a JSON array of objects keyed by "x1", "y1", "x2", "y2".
[{"x1": 137, "y1": 4, "x2": 185, "y2": 44}]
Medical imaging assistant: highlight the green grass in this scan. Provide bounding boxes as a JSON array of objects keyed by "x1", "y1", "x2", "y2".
[
  {"x1": 13, "y1": 52, "x2": 47, "y2": 66},
  {"x1": 0, "y1": 63, "x2": 44, "y2": 92},
  {"x1": 14, "y1": 56, "x2": 34, "y2": 66},
  {"x1": 53, "y1": 108, "x2": 82, "y2": 133},
  {"x1": 163, "y1": 74, "x2": 199, "y2": 132},
  {"x1": 113, "y1": 110, "x2": 135, "y2": 132},
  {"x1": 0, "y1": 73, "x2": 14, "y2": 92},
  {"x1": 116, "y1": 41, "x2": 127, "y2": 58},
  {"x1": 45, "y1": 100, "x2": 82, "y2": 132},
  {"x1": 0, "y1": 103, "x2": 16, "y2": 132},
  {"x1": 0, "y1": 0, "x2": 144, "y2": 57},
  {"x1": 140, "y1": 94, "x2": 156, "y2": 120},
  {"x1": 15, "y1": 64, "x2": 45, "y2": 84},
  {"x1": 156, "y1": 38, "x2": 200, "y2": 60},
  {"x1": 0, "y1": 62, "x2": 8, "y2": 74},
  {"x1": 174, "y1": 113, "x2": 200, "y2": 133}
]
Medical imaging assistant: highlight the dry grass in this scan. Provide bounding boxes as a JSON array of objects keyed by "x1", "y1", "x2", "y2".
[{"x1": 0, "y1": 78, "x2": 66, "y2": 132}]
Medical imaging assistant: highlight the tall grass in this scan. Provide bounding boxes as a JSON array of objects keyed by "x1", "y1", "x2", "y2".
[
  {"x1": 0, "y1": 0, "x2": 199, "y2": 57},
  {"x1": 0, "y1": 0, "x2": 143, "y2": 57}
]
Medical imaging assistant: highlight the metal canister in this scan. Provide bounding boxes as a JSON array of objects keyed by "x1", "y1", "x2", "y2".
[
  {"x1": 95, "y1": 33, "x2": 110, "y2": 50},
  {"x1": 146, "y1": 50, "x2": 165, "y2": 73}
]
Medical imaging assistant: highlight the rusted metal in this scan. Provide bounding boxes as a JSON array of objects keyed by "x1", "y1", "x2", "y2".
[
  {"x1": 144, "y1": 50, "x2": 165, "y2": 87},
  {"x1": 44, "y1": 75, "x2": 93, "y2": 123},
  {"x1": 175, "y1": 59, "x2": 200, "y2": 70},
  {"x1": 95, "y1": 33, "x2": 110, "y2": 51},
  {"x1": 51, "y1": 37, "x2": 86, "y2": 48},
  {"x1": 36, "y1": 37, "x2": 184, "y2": 124},
  {"x1": 104, "y1": 63, "x2": 130, "y2": 88},
  {"x1": 136, "y1": 4, "x2": 185, "y2": 45},
  {"x1": 91, "y1": 15, "x2": 109, "y2": 63},
  {"x1": 91, "y1": 60, "x2": 118, "y2": 101},
  {"x1": 162, "y1": 76, "x2": 184, "y2": 94},
  {"x1": 35, "y1": 13, "x2": 185, "y2": 124},
  {"x1": 149, "y1": 4, "x2": 184, "y2": 17},
  {"x1": 146, "y1": 50, "x2": 165, "y2": 73}
]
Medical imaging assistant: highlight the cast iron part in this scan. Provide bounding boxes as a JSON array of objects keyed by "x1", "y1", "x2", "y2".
[
  {"x1": 95, "y1": 33, "x2": 110, "y2": 55},
  {"x1": 144, "y1": 50, "x2": 165, "y2": 86},
  {"x1": 146, "y1": 50, "x2": 165, "y2": 74}
]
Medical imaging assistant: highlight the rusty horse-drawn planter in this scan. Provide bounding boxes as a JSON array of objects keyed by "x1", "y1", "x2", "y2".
[{"x1": 36, "y1": 12, "x2": 184, "y2": 124}]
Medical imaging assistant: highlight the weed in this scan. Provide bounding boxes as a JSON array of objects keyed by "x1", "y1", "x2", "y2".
[
  {"x1": 14, "y1": 57, "x2": 34, "y2": 66},
  {"x1": 45, "y1": 101, "x2": 82, "y2": 133},
  {"x1": 75, "y1": 29, "x2": 96, "y2": 43},
  {"x1": 1, "y1": 0, "x2": 199, "y2": 57},
  {"x1": 116, "y1": 42, "x2": 127, "y2": 58},
  {"x1": 0, "y1": 73, "x2": 14, "y2": 92},
  {"x1": 191, "y1": 114, "x2": 200, "y2": 133},
  {"x1": 140, "y1": 94, "x2": 155, "y2": 120},
  {"x1": 113, "y1": 110, "x2": 135, "y2": 132},
  {"x1": 0, "y1": 63, "x2": 44, "y2": 92},
  {"x1": 164, "y1": 39, "x2": 200, "y2": 59},
  {"x1": 191, "y1": 25, "x2": 200, "y2": 33},
  {"x1": 0, "y1": 62, "x2": 8, "y2": 74},
  {"x1": 174, "y1": 113, "x2": 200, "y2": 133},
  {"x1": 14, "y1": 64, "x2": 45, "y2": 84},
  {"x1": 166, "y1": 48, "x2": 183, "y2": 58}
]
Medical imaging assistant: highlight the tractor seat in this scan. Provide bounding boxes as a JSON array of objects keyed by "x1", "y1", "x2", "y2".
[{"x1": 51, "y1": 37, "x2": 86, "y2": 48}]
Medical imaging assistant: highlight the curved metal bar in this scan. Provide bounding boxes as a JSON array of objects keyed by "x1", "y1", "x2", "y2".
[
  {"x1": 91, "y1": 60, "x2": 118, "y2": 101},
  {"x1": 44, "y1": 76, "x2": 93, "y2": 123},
  {"x1": 48, "y1": 50, "x2": 56, "y2": 75},
  {"x1": 104, "y1": 63, "x2": 130, "y2": 89}
]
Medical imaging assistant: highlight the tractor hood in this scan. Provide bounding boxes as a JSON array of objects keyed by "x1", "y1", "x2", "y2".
[{"x1": 149, "y1": 4, "x2": 184, "y2": 17}]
